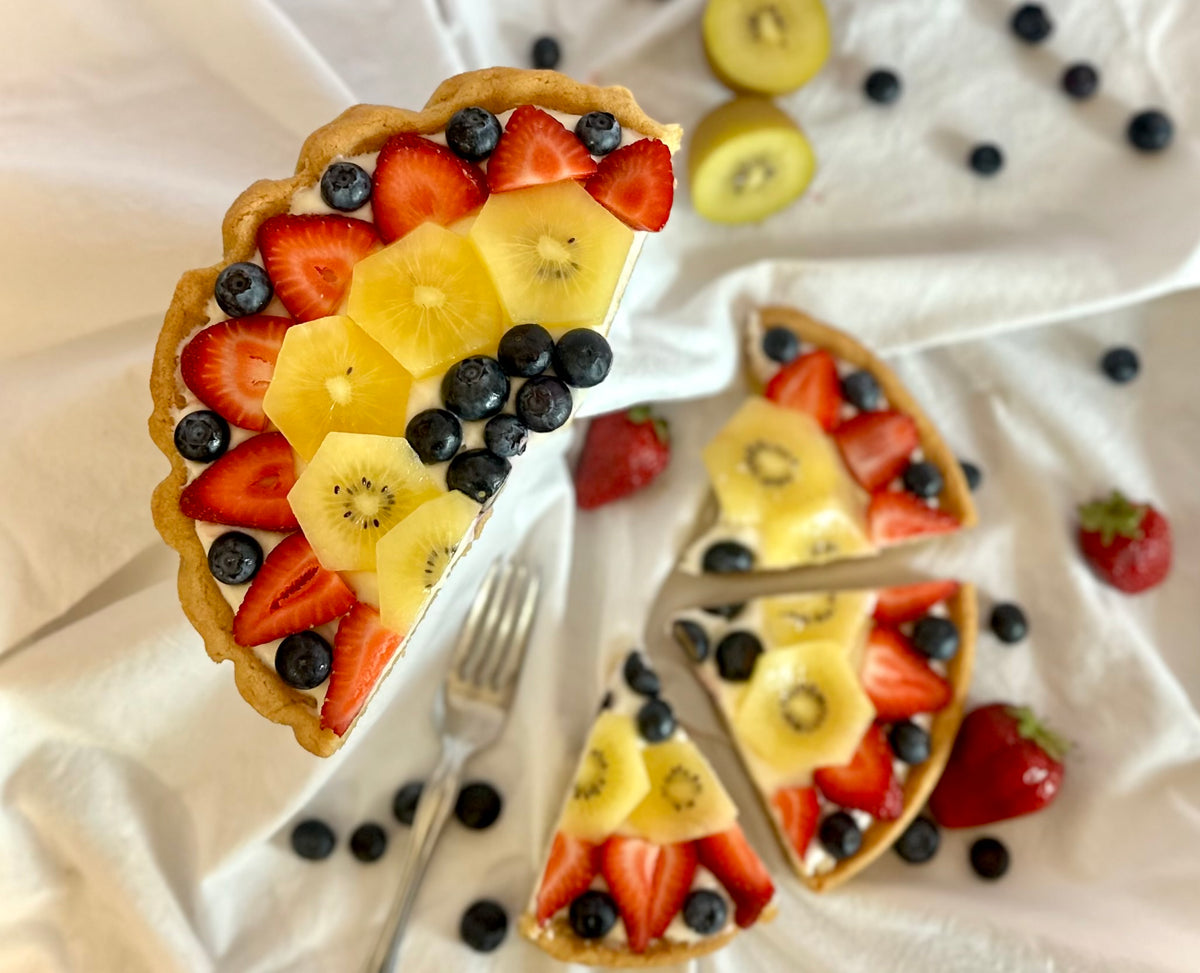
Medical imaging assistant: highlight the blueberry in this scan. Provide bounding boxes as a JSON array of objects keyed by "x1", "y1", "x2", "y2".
[
  {"x1": 214, "y1": 262, "x2": 273, "y2": 317},
  {"x1": 864, "y1": 69, "x2": 902, "y2": 104},
  {"x1": 960, "y1": 459, "x2": 983, "y2": 492},
  {"x1": 623, "y1": 651, "x2": 660, "y2": 696},
  {"x1": 575, "y1": 111, "x2": 622, "y2": 155},
  {"x1": 484, "y1": 414, "x2": 529, "y2": 458},
  {"x1": 531, "y1": 35, "x2": 561, "y2": 70},
  {"x1": 968, "y1": 144, "x2": 1004, "y2": 176},
  {"x1": 903, "y1": 461, "x2": 944, "y2": 499},
  {"x1": 841, "y1": 370, "x2": 882, "y2": 411},
  {"x1": 447, "y1": 449, "x2": 509, "y2": 503},
  {"x1": 552, "y1": 329, "x2": 612, "y2": 388},
  {"x1": 682, "y1": 889, "x2": 728, "y2": 935},
  {"x1": 819, "y1": 811, "x2": 863, "y2": 860},
  {"x1": 320, "y1": 161, "x2": 372, "y2": 211},
  {"x1": 460, "y1": 899, "x2": 508, "y2": 952},
  {"x1": 894, "y1": 816, "x2": 940, "y2": 864},
  {"x1": 207, "y1": 531, "x2": 262, "y2": 585},
  {"x1": 446, "y1": 107, "x2": 503, "y2": 161},
  {"x1": 990, "y1": 602, "x2": 1028, "y2": 644},
  {"x1": 672, "y1": 619, "x2": 710, "y2": 663},
  {"x1": 702, "y1": 603, "x2": 745, "y2": 620},
  {"x1": 569, "y1": 890, "x2": 618, "y2": 939},
  {"x1": 174, "y1": 410, "x2": 230, "y2": 462},
  {"x1": 275, "y1": 631, "x2": 333, "y2": 689},
  {"x1": 1128, "y1": 110, "x2": 1173, "y2": 152},
  {"x1": 912, "y1": 616, "x2": 960, "y2": 661},
  {"x1": 702, "y1": 540, "x2": 754, "y2": 574},
  {"x1": 761, "y1": 325, "x2": 799, "y2": 364},
  {"x1": 1061, "y1": 63, "x2": 1099, "y2": 100},
  {"x1": 393, "y1": 781, "x2": 423, "y2": 826},
  {"x1": 349, "y1": 822, "x2": 388, "y2": 862},
  {"x1": 406, "y1": 408, "x2": 463, "y2": 464},
  {"x1": 715, "y1": 631, "x2": 763, "y2": 682},
  {"x1": 1010, "y1": 3, "x2": 1052, "y2": 43},
  {"x1": 1100, "y1": 346, "x2": 1139, "y2": 383},
  {"x1": 498, "y1": 324, "x2": 554, "y2": 377},
  {"x1": 442, "y1": 357, "x2": 510, "y2": 421},
  {"x1": 636, "y1": 697, "x2": 676, "y2": 742},
  {"x1": 291, "y1": 819, "x2": 336, "y2": 861},
  {"x1": 888, "y1": 720, "x2": 932, "y2": 765},
  {"x1": 455, "y1": 782, "x2": 503, "y2": 830},
  {"x1": 970, "y1": 836, "x2": 1010, "y2": 879},
  {"x1": 515, "y1": 376, "x2": 573, "y2": 433}
]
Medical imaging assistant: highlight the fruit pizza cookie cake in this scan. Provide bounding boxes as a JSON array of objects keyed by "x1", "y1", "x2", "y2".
[
  {"x1": 521, "y1": 651, "x2": 776, "y2": 966},
  {"x1": 149, "y1": 68, "x2": 681, "y2": 756}
]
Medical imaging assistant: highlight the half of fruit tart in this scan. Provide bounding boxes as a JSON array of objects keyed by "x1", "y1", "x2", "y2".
[
  {"x1": 149, "y1": 68, "x2": 682, "y2": 756},
  {"x1": 682, "y1": 306, "x2": 977, "y2": 575},
  {"x1": 671, "y1": 580, "x2": 974, "y2": 891}
]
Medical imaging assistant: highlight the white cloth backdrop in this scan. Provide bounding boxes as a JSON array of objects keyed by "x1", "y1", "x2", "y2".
[{"x1": 2, "y1": 0, "x2": 1198, "y2": 970}]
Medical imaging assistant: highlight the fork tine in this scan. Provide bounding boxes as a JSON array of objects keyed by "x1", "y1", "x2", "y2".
[
  {"x1": 449, "y1": 559, "x2": 504, "y2": 677},
  {"x1": 477, "y1": 564, "x2": 532, "y2": 689},
  {"x1": 457, "y1": 560, "x2": 516, "y2": 684},
  {"x1": 490, "y1": 568, "x2": 539, "y2": 696}
]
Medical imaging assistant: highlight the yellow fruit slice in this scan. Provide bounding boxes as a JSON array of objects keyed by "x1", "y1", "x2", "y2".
[
  {"x1": 625, "y1": 739, "x2": 739, "y2": 844},
  {"x1": 262, "y1": 315, "x2": 413, "y2": 461},
  {"x1": 376, "y1": 490, "x2": 480, "y2": 634},
  {"x1": 689, "y1": 97, "x2": 816, "y2": 224},
  {"x1": 703, "y1": 0, "x2": 831, "y2": 96},
  {"x1": 347, "y1": 222, "x2": 504, "y2": 379},
  {"x1": 469, "y1": 181, "x2": 634, "y2": 327},
  {"x1": 758, "y1": 498, "x2": 873, "y2": 570},
  {"x1": 760, "y1": 591, "x2": 873, "y2": 667},
  {"x1": 287, "y1": 432, "x2": 442, "y2": 572},
  {"x1": 559, "y1": 712, "x2": 653, "y2": 843}
]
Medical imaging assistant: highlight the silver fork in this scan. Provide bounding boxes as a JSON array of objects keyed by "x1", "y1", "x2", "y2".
[{"x1": 365, "y1": 559, "x2": 540, "y2": 973}]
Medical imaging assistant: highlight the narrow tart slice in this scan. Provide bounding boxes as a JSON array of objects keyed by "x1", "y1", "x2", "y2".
[
  {"x1": 520, "y1": 651, "x2": 776, "y2": 965},
  {"x1": 670, "y1": 580, "x2": 975, "y2": 891}
]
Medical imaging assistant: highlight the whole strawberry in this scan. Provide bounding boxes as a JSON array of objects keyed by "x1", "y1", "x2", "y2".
[
  {"x1": 1078, "y1": 492, "x2": 1171, "y2": 593},
  {"x1": 930, "y1": 703, "x2": 1066, "y2": 828},
  {"x1": 574, "y1": 407, "x2": 670, "y2": 510}
]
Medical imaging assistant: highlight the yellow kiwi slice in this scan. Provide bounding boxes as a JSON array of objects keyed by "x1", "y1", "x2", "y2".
[
  {"x1": 758, "y1": 498, "x2": 874, "y2": 569},
  {"x1": 559, "y1": 712, "x2": 652, "y2": 843},
  {"x1": 703, "y1": 0, "x2": 831, "y2": 95},
  {"x1": 625, "y1": 738, "x2": 739, "y2": 844},
  {"x1": 760, "y1": 591, "x2": 873, "y2": 657}
]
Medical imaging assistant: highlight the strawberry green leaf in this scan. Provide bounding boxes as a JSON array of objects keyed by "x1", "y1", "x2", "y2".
[{"x1": 1078, "y1": 491, "x2": 1146, "y2": 546}]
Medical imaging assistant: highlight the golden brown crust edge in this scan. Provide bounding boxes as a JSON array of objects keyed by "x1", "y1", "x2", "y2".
[{"x1": 148, "y1": 68, "x2": 680, "y2": 757}]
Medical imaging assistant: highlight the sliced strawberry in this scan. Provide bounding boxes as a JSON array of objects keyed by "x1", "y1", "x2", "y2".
[
  {"x1": 814, "y1": 725, "x2": 904, "y2": 821},
  {"x1": 764, "y1": 349, "x2": 844, "y2": 432},
  {"x1": 585, "y1": 138, "x2": 674, "y2": 232},
  {"x1": 180, "y1": 432, "x2": 298, "y2": 530},
  {"x1": 873, "y1": 579, "x2": 961, "y2": 625},
  {"x1": 647, "y1": 842, "x2": 698, "y2": 940},
  {"x1": 771, "y1": 786, "x2": 820, "y2": 860},
  {"x1": 601, "y1": 836, "x2": 657, "y2": 952},
  {"x1": 694, "y1": 824, "x2": 774, "y2": 928},
  {"x1": 372, "y1": 133, "x2": 489, "y2": 242},
  {"x1": 860, "y1": 625, "x2": 952, "y2": 721},
  {"x1": 535, "y1": 831, "x2": 603, "y2": 925},
  {"x1": 320, "y1": 602, "x2": 404, "y2": 735},
  {"x1": 868, "y1": 491, "x2": 961, "y2": 544},
  {"x1": 257, "y1": 214, "x2": 380, "y2": 322},
  {"x1": 232, "y1": 533, "x2": 356, "y2": 647},
  {"x1": 833, "y1": 411, "x2": 920, "y2": 491},
  {"x1": 180, "y1": 315, "x2": 292, "y2": 431},
  {"x1": 486, "y1": 105, "x2": 597, "y2": 193}
]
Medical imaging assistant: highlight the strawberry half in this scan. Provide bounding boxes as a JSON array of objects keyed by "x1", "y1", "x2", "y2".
[
  {"x1": 873, "y1": 579, "x2": 961, "y2": 625},
  {"x1": 535, "y1": 831, "x2": 603, "y2": 925},
  {"x1": 814, "y1": 725, "x2": 903, "y2": 821},
  {"x1": 180, "y1": 315, "x2": 293, "y2": 431},
  {"x1": 601, "y1": 836, "x2": 658, "y2": 952},
  {"x1": 771, "y1": 785, "x2": 820, "y2": 859},
  {"x1": 320, "y1": 602, "x2": 404, "y2": 736},
  {"x1": 257, "y1": 214, "x2": 380, "y2": 322},
  {"x1": 868, "y1": 491, "x2": 961, "y2": 544},
  {"x1": 860, "y1": 625, "x2": 952, "y2": 721},
  {"x1": 179, "y1": 432, "x2": 298, "y2": 530},
  {"x1": 764, "y1": 349, "x2": 844, "y2": 432},
  {"x1": 574, "y1": 407, "x2": 670, "y2": 510},
  {"x1": 372, "y1": 133, "x2": 489, "y2": 242},
  {"x1": 232, "y1": 533, "x2": 356, "y2": 647},
  {"x1": 647, "y1": 842, "x2": 698, "y2": 940},
  {"x1": 486, "y1": 105, "x2": 597, "y2": 193},
  {"x1": 694, "y1": 824, "x2": 774, "y2": 928},
  {"x1": 585, "y1": 138, "x2": 674, "y2": 232},
  {"x1": 1077, "y1": 491, "x2": 1172, "y2": 593},
  {"x1": 833, "y1": 410, "x2": 919, "y2": 492}
]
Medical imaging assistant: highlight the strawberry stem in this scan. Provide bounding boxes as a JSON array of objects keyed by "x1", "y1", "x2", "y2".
[
  {"x1": 627, "y1": 405, "x2": 669, "y2": 444},
  {"x1": 1005, "y1": 705, "x2": 1069, "y2": 762},
  {"x1": 1078, "y1": 491, "x2": 1146, "y2": 546}
]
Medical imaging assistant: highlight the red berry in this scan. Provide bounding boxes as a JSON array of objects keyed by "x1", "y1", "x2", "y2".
[
  {"x1": 814, "y1": 725, "x2": 904, "y2": 821},
  {"x1": 860, "y1": 625, "x2": 952, "y2": 721},
  {"x1": 319, "y1": 602, "x2": 404, "y2": 736},
  {"x1": 486, "y1": 105, "x2": 597, "y2": 193},
  {"x1": 372, "y1": 133, "x2": 489, "y2": 242},
  {"x1": 1077, "y1": 492, "x2": 1171, "y2": 593},
  {"x1": 180, "y1": 432, "x2": 298, "y2": 531},
  {"x1": 764, "y1": 349, "x2": 843, "y2": 432},
  {"x1": 833, "y1": 411, "x2": 919, "y2": 492},
  {"x1": 585, "y1": 138, "x2": 675, "y2": 232},
  {"x1": 574, "y1": 407, "x2": 670, "y2": 510},
  {"x1": 180, "y1": 315, "x2": 293, "y2": 431}
]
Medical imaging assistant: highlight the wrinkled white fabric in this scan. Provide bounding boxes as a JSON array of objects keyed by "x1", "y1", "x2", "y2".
[{"x1": 1, "y1": 0, "x2": 1198, "y2": 971}]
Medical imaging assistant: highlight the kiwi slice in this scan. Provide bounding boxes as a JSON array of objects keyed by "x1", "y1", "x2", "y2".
[
  {"x1": 559, "y1": 711, "x2": 651, "y2": 842},
  {"x1": 760, "y1": 590, "x2": 873, "y2": 655},
  {"x1": 625, "y1": 739, "x2": 738, "y2": 844},
  {"x1": 703, "y1": 0, "x2": 831, "y2": 96}
]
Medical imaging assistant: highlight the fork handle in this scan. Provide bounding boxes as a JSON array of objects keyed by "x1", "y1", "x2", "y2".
[{"x1": 364, "y1": 740, "x2": 471, "y2": 973}]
